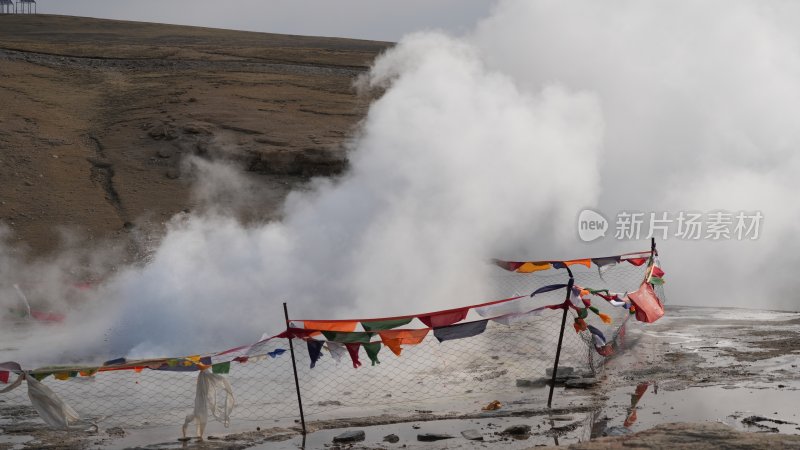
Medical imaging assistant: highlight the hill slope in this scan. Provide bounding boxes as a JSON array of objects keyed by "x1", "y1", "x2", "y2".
[{"x1": 0, "y1": 15, "x2": 389, "y2": 256}]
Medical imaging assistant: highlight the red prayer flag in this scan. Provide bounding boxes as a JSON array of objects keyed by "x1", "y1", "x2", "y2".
[
  {"x1": 624, "y1": 257, "x2": 648, "y2": 266},
  {"x1": 0, "y1": 371, "x2": 9, "y2": 384},
  {"x1": 418, "y1": 308, "x2": 469, "y2": 328},
  {"x1": 345, "y1": 343, "x2": 362, "y2": 368}
]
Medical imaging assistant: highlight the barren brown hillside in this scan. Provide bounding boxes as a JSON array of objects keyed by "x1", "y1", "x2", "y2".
[{"x1": 0, "y1": 14, "x2": 389, "y2": 256}]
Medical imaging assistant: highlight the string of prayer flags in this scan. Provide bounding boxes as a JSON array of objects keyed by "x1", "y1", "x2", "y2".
[
  {"x1": 493, "y1": 250, "x2": 653, "y2": 273},
  {"x1": 307, "y1": 340, "x2": 324, "y2": 368},
  {"x1": 433, "y1": 320, "x2": 488, "y2": 343}
]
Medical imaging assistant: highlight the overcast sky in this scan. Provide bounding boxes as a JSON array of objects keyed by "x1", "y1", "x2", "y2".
[{"x1": 39, "y1": 0, "x2": 495, "y2": 42}]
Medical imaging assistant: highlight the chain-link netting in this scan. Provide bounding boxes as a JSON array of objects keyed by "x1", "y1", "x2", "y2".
[{"x1": 0, "y1": 253, "x2": 662, "y2": 433}]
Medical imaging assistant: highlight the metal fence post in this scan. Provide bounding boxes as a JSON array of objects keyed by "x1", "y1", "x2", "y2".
[{"x1": 283, "y1": 302, "x2": 307, "y2": 435}]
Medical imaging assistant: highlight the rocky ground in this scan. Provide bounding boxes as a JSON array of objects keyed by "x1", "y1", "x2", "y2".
[{"x1": 0, "y1": 14, "x2": 389, "y2": 260}]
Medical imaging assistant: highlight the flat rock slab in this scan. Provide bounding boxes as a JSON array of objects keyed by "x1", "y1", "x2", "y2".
[
  {"x1": 565, "y1": 377, "x2": 599, "y2": 388},
  {"x1": 333, "y1": 430, "x2": 365, "y2": 443},
  {"x1": 546, "y1": 366, "x2": 575, "y2": 377},
  {"x1": 417, "y1": 433, "x2": 454, "y2": 441},
  {"x1": 503, "y1": 424, "x2": 532, "y2": 435},
  {"x1": 516, "y1": 377, "x2": 549, "y2": 387},
  {"x1": 547, "y1": 415, "x2": 575, "y2": 422},
  {"x1": 383, "y1": 434, "x2": 399, "y2": 443},
  {"x1": 461, "y1": 429, "x2": 483, "y2": 441}
]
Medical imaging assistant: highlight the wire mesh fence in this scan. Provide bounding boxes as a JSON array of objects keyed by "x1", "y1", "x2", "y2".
[{"x1": 0, "y1": 254, "x2": 660, "y2": 433}]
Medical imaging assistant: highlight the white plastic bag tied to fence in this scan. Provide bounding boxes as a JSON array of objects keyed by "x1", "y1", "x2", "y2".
[{"x1": 183, "y1": 369, "x2": 235, "y2": 439}]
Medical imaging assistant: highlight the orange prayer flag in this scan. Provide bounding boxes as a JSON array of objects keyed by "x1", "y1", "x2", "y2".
[
  {"x1": 378, "y1": 329, "x2": 430, "y2": 356},
  {"x1": 302, "y1": 321, "x2": 359, "y2": 332},
  {"x1": 564, "y1": 259, "x2": 592, "y2": 268},
  {"x1": 382, "y1": 338, "x2": 404, "y2": 356},
  {"x1": 516, "y1": 262, "x2": 551, "y2": 273}
]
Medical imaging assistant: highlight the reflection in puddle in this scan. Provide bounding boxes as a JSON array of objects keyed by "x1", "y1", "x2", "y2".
[{"x1": 593, "y1": 381, "x2": 800, "y2": 437}]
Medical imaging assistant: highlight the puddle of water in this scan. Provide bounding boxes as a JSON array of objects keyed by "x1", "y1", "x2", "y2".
[
  {"x1": 259, "y1": 415, "x2": 592, "y2": 450},
  {"x1": 598, "y1": 382, "x2": 800, "y2": 436}
]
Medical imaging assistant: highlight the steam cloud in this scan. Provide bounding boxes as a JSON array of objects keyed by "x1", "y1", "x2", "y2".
[{"x1": 2, "y1": 0, "x2": 799, "y2": 366}]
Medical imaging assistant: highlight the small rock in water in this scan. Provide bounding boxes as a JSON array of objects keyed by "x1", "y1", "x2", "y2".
[
  {"x1": 565, "y1": 377, "x2": 599, "y2": 388},
  {"x1": 603, "y1": 426, "x2": 632, "y2": 436},
  {"x1": 503, "y1": 424, "x2": 531, "y2": 435},
  {"x1": 417, "y1": 433, "x2": 454, "y2": 441},
  {"x1": 383, "y1": 434, "x2": 399, "y2": 443},
  {"x1": 461, "y1": 429, "x2": 483, "y2": 441},
  {"x1": 332, "y1": 430, "x2": 365, "y2": 443}
]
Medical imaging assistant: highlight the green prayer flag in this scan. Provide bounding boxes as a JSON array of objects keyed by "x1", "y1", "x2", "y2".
[
  {"x1": 32, "y1": 372, "x2": 51, "y2": 381},
  {"x1": 363, "y1": 342, "x2": 381, "y2": 366},
  {"x1": 589, "y1": 306, "x2": 600, "y2": 314},
  {"x1": 361, "y1": 318, "x2": 413, "y2": 332},
  {"x1": 321, "y1": 331, "x2": 373, "y2": 343},
  {"x1": 649, "y1": 277, "x2": 665, "y2": 286},
  {"x1": 212, "y1": 362, "x2": 230, "y2": 374},
  {"x1": 578, "y1": 308, "x2": 589, "y2": 319}
]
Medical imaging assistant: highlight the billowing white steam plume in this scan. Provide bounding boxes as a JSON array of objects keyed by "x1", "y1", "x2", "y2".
[
  {"x1": 103, "y1": 31, "x2": 604, "y2": 358},
  {"x1": 3, "y1": 0, "x2": 800, "y2": 365}
]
